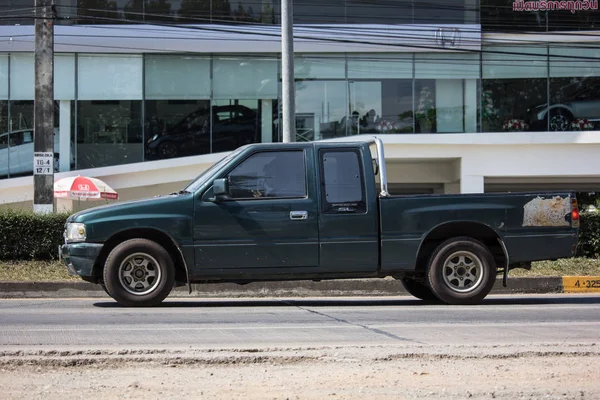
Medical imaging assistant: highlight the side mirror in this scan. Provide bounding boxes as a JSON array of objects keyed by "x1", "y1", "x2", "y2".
[{"x1": 211, "y1": 178, "x2": 229, "y2": 202}]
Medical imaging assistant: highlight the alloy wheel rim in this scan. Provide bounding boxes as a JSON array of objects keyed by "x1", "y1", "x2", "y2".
[
  {"x1": 550, "y1": 114, "x2": 570, "y2": 131},
  {"x1": 118, "y1": 252, "x2": 162, "y2": 296},
  {"x1": 442, "y1": 251, "x2": 484, "y2": 293}
]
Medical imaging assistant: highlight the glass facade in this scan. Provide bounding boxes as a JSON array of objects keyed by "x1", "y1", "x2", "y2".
[
  {"x1": 3, "y1": 45, "x2": 600, "y2": 178},
  {"x1": 1, "y1": 0, "x2": 599, "y2": 179},
  {"x1": 1, "y1": 1, "x2": 477, "y2": 26},
  {"x1": 482, "y1": 45, "x2": 600, "y2": 133},
  {"x1": 76, "y1": 54, "x2": 144, "y2": 169}
]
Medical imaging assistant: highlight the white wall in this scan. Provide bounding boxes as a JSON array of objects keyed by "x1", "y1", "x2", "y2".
[{"x1": 2, "y1": 132, "x2": 600, "y2": 208}]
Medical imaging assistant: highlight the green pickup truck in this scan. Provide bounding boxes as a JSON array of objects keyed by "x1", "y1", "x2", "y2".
[{"x1": 62, "y1": 137, "x2": 580, "y2": 307}]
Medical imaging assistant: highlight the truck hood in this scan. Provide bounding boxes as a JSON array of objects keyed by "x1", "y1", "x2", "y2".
[{"x1": 67, "y1": 192, "x2": 193, "y2": 224}]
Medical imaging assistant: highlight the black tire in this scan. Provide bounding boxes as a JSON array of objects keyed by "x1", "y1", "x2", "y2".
[
  {"x1": 103, "y1": 239, "x2": 175, "y2": 307},
  {"x1": 158, "y1": 141, "x2": 178, "y2": 159},
  {"x1": 547, "y1": 108, "x2": 573, "y2": 131},
  {"x1": 400, "y1": 278, "x2": 440, "y2": 302},
  {"x1": 99, "y1": 282, "x2": 110, "y2": 296},
  {"x1": 426, "y1": 237, "x2": 496, "y2": 305}
]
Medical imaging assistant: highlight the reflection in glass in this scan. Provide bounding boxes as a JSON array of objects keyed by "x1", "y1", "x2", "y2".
[
  {"x1": 414, "y1": 80, "x2": 436, "y2": 133},
  {"x1": 0, "y1": 101, "x2": 9, "y2": 177},
  {"x1": 544, "y1": 46, "x2": 600, "y2": 132},
  {"x1": 146, "y1": 99, "x2": 260, "y2": 159},
  {"x1": 0, "y1": 0, "x2": 36, "y2": 26},
  {"x1": 414, "y1": 0, "x2": 470, "y2": 24},
  {"x1": 3, "y1": 0, "x2": 483, "y2": 26},
  {"x1": 483, "y1": 79, "x2": 546, "y2": 132},
  {"x1": 228, "y1": 151, "x2": 305, "y2": 199},
  {"x1": 145, "y1": 100, "x2": 211, "y2": 160},
  {"x1": 346, "y1": 0, "x2": 411, "y2": 24},
  {"x1": 214, "y1": 0, "x2": 275, "y2": 23},
  {"x1": 296, "y1": 80, "x2": 347, "y2": 141},
  {"x1": 482, "y1": 0, "x2": 600, "y2": 32},
  {"x1": 482, "y1": 45, "x2": 548, "y2": 132},
  {"x1": 177, "y1": 0, "x2": 211, "y2": 23},
  {"x1": 349, "y1": 80, "x2": 413, "y2": 134},
  {"x1": 76, "y1": 101, "x2": 143, "y2": 169},
  {"x1": 548, "y1": 8, "x2": 600, "y2": 32},
  {"x1": 75, "y1": 0, "x2": 141, "y2": 24},
  {"x1": 285, "y1": 0, "x2": 345, "y2": 24},
  {"x1": 211, "y1": 100, "x2": 261, "y2": 152},
  {"x1": 144, "y1": 0, "x2": 175, "y2": 22},
  {"x1": 481, "y1": 0, "x2": 547, "y2": 32},
  {"x1": 548, "y1": 77, "x2": 600, "y2": 132},
  {"x1": 0, "y1": 101, "x2": 62, "y2": 178}
]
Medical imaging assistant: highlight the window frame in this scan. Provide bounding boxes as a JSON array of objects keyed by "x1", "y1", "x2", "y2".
[
  {"x1": 219, "y1": 149, "x2": 308, "y2": 202},
  {"x1": 319, "y1": 148, "x2": 367, "y2": 215}
]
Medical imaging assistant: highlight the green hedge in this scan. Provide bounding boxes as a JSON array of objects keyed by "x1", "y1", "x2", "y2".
[
  {"x1": 0, "y1": 209, "x2": 599, "y2": 261},
  {"x1": 578, "y1": 211, "x2": 600, "y2": 258},
  {"x1": 0, "y1": 210, "x2": 70, "y2": 261}
]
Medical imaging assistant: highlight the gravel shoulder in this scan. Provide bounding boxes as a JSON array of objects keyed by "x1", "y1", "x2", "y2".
[{"x1": 1, "y1": 344, "x2": 598, "y2": 399}]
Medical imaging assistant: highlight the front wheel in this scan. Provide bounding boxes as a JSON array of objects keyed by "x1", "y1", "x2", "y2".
[
  {"x1": 157, "y1": 141, "x2": 179, "y2": 159},
  {"x1": 548, "y1": 109, "x2": 573, "y2": 131},
  {"x1": 103, "y1": 239, "x2": 175, "y2": 307},
  {"x1": 426, "y1": 237, "x2": 496, "y2": 305}
]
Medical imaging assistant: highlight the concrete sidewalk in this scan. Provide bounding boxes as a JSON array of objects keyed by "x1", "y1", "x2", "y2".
[{"x1": 1, "y1": 276, "x2": 590, "y2": 299}]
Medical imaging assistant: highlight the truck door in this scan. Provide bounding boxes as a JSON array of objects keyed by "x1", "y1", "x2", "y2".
[
  {"x1": 317, "y1": 146, "x2": 379, "y2": 272},
  {"x1": 194, "y1": 147, "x2": 319, "y2": 273}
]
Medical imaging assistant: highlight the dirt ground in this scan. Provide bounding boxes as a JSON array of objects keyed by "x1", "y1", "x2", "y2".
[{"x1": 1, "y1": 344, "x2": 599, "y2": 399}]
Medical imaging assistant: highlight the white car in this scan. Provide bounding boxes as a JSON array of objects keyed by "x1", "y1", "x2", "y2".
[{"x1": 0, "y1": 128, "x2": 73, "y2": 178}]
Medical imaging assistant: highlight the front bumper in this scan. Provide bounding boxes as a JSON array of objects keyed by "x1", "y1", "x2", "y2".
[{"x1": 62, "y1": 243, "x2": 103, "y2": 278}]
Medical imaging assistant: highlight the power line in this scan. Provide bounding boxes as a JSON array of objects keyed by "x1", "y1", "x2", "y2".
[
  {"x1": 52, "y1": 15, "x2": 600, "y2": 60},
  {"x1": 3, "y1": 7, "x2": 600, "y2": 61}
]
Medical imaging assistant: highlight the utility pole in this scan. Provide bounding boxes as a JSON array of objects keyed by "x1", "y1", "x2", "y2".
[
  {"x1": 281, "y1": 0, "x2": 295, "y2": 143},
  {"x1": 33, "y1": 0, "x2": 55, "y2": 214}
]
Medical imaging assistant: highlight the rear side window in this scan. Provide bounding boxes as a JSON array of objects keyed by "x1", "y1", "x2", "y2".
[{"x1": 320, "y1": 150, "x2": 366, "y2": 214}]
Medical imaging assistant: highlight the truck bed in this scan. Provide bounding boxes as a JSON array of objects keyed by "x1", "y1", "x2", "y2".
[{"x1": 378, "y1": 191, "x2": 579, "y2": 272}]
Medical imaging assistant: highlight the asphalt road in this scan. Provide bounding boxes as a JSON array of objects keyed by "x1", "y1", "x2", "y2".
[{"x1": 1, "y1": 293, "x2": 599, "y2": 350}]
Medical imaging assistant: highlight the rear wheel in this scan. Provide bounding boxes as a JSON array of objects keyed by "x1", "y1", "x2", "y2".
[
  {"x1": 103, "y1": 239, "x2": 175, "y2": 307},
  {"x1": 400, "y1": 278, "x2": 440, "y2": 301},
  {"x1": 426, "y1": 237, "x2": 496, "y2": 305}
]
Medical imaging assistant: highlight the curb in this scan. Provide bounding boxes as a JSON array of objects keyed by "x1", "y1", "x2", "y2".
[{"x1": 2, "y1": 276, "x2": 596, "y2": 299}]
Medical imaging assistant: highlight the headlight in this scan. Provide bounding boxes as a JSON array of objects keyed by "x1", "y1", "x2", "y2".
[
  {"x1": 147, "y1": 134, "x2": 159, "y2": 143},
  {"x1": 65, "y1": 223, "x2": 86, "y2": 242}
]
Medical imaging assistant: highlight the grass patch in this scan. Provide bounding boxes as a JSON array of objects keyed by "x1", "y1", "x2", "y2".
[
  {"x1": 512, "y1": 258, "x2": 600, "y2": 277},
  {"x1": 0, "y1": 258, "x2": 599, "y2": 282},
  {"x1": 0, "y1": 260, "x2": 79, "y2": 282}
]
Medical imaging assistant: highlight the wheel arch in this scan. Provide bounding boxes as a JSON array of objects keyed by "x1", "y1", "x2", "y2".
[
  {"x1": 414, "y1": 221, "x2": 507, "y2": 275},
  {"x1": 543, "y1": 105, "x2": 575, "y2": 121},
  {"x1": 92, "y1": 228, "x2": 190, "y2": 290}
]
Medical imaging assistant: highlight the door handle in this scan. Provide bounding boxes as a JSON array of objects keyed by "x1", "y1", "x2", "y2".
[{"x1": 290, "y1": 211, "x2": 308, "y2": 220}]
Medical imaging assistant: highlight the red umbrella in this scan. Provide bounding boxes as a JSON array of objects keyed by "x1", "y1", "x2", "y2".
[{"x1": 54, "y1": 176, "x2": 118, "y2": 200}]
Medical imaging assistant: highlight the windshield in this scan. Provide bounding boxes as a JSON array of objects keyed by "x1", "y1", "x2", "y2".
[{"x1": 181, "y1": 147, "x2": 244, "y2": 193}]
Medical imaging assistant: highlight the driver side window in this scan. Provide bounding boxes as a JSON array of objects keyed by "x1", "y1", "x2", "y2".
[{"x1": 227, "y1": 151, "x2": 306, "y2": 199}]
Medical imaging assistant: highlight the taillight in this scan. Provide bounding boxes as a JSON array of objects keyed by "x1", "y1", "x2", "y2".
[{"x1": 571, "y1": 197, "x2": 580, "y2": 228}]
